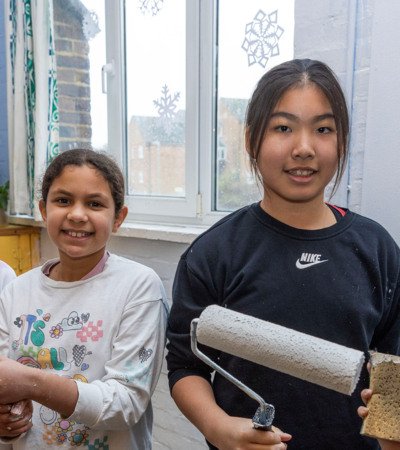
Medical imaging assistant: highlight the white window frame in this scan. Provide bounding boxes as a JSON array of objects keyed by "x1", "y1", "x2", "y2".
[
  {"x1": 104, "y1": 1, "x2": 347, "y2": 227},
  {"x1": 104, "y1": 0, "x2": 224, "y2": 226}
]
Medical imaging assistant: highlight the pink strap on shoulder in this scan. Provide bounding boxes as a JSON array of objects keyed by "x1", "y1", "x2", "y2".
[{"x1": 326, "y1": 203, "x2": 346, "y2": 217}]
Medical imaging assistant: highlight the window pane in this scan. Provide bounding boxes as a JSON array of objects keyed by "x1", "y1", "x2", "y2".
[
  {"x1": 215, "y1": 0, "x2": 294, "y2": 211},
  {"x1": 125, "y1": 1, "x2": 186, "y2": 198},
  {"x1": 54, "y1": 0, "x2": 107, "y2": 151}
]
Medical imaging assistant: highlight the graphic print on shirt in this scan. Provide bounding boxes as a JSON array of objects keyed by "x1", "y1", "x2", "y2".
[
  {"x1": 295, "y1": 252, "x2": 328, "y2": 269},
  {"x1": 11, "y1": 308, "x2": 108, "y2": 447},
  {"x1": 116, "y1": 346, "x2": 155, "y2": 395},
  {"x1": 139, "y1": 346, "x2": 153, "y2": 362}
]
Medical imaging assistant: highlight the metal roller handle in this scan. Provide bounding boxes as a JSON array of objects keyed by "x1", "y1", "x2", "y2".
[{"x1": 190, "y1": 319, "x2": 275, "y2": 430}]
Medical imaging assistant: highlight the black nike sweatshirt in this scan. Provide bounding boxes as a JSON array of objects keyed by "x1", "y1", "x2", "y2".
[{"x1": 167, "y1": 203, "x2": 400, "y2": 450}]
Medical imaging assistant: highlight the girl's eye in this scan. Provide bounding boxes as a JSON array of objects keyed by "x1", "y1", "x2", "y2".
[
  {"x1": 276, "y1": 125, "x2": 291, "y2": 133},
  {"x1": 55, "y1": 198, "x2": 70, "y2": 205},
  {"x1": 88, "y1": 201, "x2": 103, "y2": 208},
  {"x1": 317, "y1": 126, "x2": 332, "y2": 134}
]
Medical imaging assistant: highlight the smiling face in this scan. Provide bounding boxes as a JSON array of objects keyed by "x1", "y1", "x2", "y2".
[
  {"x1": 256, "y1": 84, "x2": 338, "y2": 212},
  {"x1": 39, "y1": 164, "x2": 127, "y2": 266}
]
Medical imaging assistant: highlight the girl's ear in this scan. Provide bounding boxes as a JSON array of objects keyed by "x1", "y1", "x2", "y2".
[
  {"x1": 39, "y1": 199, "x2": 47, "y2": 222},
  {"x1": 113, "y1": 205, "x2": 128, "y2": 232}
]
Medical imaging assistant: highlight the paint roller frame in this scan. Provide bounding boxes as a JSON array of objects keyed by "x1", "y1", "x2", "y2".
[
  {"x1": 190, "y1": 319, "x2": 275, "y2": 430},
  {"x1": 191, "y1": 304, "x2": 366, "y2": 434}
]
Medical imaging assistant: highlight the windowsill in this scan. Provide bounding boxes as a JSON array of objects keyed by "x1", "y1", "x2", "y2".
[
  {"x1": 115, "y1": 221, "x2": 205, "y2": 243},
  {"x1": 6, "y1": 214, "x2": 206, "y2": 244}
]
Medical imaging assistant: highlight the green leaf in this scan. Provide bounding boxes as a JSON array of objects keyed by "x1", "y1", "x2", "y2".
[{"x1": 0, "y1": 181, "x2": 9, "y2": 210}]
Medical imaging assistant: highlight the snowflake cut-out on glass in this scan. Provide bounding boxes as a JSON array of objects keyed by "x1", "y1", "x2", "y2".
[
  {"x1": 153, "y1": 84, "x2": 180, "y2": 119},
  {"x1": 242, "y1": 10, "x2": 284, "y2": 68},
  {"x1": 139, "y1": 0, "x2": 165, "y2": 16},
  {"x1": 82, "y1": 10, "x2": 100, "y2": 40},
  {"x1": 153, "y1": 84, "x2": 181, "y2": 133}
]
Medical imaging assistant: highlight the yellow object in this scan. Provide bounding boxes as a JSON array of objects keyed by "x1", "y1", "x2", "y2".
[{"x1": 0, "y1": 225, "x2": 41, "y2": 275}]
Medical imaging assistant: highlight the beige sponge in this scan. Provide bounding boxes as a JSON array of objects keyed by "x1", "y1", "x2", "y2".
[{"x1": 360, "y1": 352, "x2": 400, "y2": 442}]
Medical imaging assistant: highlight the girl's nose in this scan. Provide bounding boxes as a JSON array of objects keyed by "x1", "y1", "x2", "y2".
[
  {"x1": 67, "y1": 204, "x2": 88, "y2": 222},
  {"x1": 292, "y1": 132, "x2": 315, "y2": 160}
]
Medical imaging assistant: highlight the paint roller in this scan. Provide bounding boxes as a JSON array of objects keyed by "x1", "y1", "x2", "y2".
[{"x1": 191, "y1": 305, "x2": 365, "y2": 430}]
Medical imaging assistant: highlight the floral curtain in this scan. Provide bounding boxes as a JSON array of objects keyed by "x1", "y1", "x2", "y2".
[{"x1": 5, "y1": 0, "x2": 59, "y2": 220}]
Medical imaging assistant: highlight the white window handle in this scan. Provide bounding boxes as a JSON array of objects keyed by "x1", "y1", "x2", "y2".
[{"x1": 101, "y1": 61, "x2": 115, "y2": 94}]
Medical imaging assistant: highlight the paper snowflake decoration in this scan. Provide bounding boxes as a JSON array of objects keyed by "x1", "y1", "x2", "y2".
[
  {"x1": 139, "y1": 0, "x2": 165, "y2": 16},
  {"x1": 82, "y1": 10, "x2": 100, "y2": 40},
  {"x1": 242, "y1": 10, "x2": 284, "y2": 68},
  {"x1": 153, "y1": 84, "x2": 180, "y2": 119}
]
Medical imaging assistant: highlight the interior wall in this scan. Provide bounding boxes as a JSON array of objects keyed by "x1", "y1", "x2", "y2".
[{"x1": 361, "y1": 0, "x2": 400, "y2": 243}]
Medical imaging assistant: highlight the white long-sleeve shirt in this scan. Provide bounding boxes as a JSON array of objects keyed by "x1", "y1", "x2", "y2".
[
  {"x1": 0, "y1": 261, "x2": 16, "y2": 293},
  {"x1": 0, "y1": 254, "x2": 168, "y2": 449}
]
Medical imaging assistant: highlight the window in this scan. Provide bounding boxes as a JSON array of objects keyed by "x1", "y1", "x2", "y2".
[
  {"x1": 55, "y1": 0, "x2": 295, "y2": 224},
  {"x1": 125, "y1": 2, "x2": 186, "y2": 200}
]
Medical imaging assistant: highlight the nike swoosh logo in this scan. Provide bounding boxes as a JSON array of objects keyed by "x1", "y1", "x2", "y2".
[{"x1": 295, "y1": 259, "x2": 328, "y2": 269}]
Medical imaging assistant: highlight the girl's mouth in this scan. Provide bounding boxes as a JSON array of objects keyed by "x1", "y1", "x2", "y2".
[
  {"x1": 63, "y1": 230, "x2": 93, "y2": 238},
  {"x1": 286, "y1": 169, "x2": 316, "y2": 177}
]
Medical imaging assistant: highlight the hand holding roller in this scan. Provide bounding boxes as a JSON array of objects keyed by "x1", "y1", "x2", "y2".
[{"x1": 191, "y1": 305, "x2": 365, "y2": 429}]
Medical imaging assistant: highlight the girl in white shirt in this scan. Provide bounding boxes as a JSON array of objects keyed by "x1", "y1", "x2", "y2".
[{"x1": 0, "y1": 149, "x2": 168, "y2": 449}]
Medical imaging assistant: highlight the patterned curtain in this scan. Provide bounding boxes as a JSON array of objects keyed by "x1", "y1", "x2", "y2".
[{"x1": 5, "y1": 0, "x2": 59, "y2": 220}]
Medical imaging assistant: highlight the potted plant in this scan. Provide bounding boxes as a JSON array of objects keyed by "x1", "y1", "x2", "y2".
[{"x1": 0, "y1": 180, "x2": 9, "y2": 225}]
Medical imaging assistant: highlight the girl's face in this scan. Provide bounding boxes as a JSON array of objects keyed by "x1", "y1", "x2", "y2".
[
  {"x1": 256, "y1": 84, "x2": 338, "y2": 209},
  {"x1": 39, "y1": 164, "x2": 127, "y2": 264}
]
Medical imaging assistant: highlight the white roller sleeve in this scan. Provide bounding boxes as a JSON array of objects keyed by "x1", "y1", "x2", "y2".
[{"x1": 196, "y1": 305, "x2": 365, "y2": 395}]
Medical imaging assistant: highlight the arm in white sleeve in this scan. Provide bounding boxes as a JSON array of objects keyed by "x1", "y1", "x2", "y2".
[{"x1": 69, "y1": 296, "x2": 168, "y2": 430}]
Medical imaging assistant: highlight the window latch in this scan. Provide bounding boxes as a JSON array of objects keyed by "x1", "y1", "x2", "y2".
[{"x1": 101, "y1": 61, "x2": 115, "y2": 94}]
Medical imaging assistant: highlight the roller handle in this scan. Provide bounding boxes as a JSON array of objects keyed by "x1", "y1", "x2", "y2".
[{"x1": 190, "y1": 319, "x2": 275, "y2": 431}]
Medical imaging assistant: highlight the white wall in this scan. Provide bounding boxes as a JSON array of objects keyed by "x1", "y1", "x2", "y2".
[{"x1": 361, "y1": 0, "x2": 400, "y2": 243}]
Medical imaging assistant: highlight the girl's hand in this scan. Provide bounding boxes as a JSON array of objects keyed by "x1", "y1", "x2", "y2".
[
  {"x1": 209, "y1": 416, "x2": 292, "y2": 450},
  {"x1": 357, "y1": 388, "x2": 372, "y2": 419},
  {"x1": 0, "y1": 400, "x2": 33, "y2": 438},
  {"x1": 358, "y1": 389, "x2": 400, "y2": 450}
]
